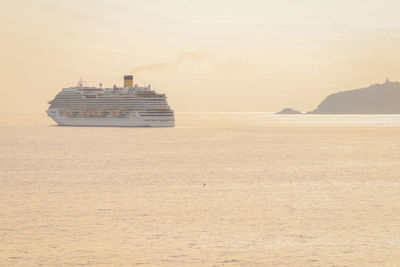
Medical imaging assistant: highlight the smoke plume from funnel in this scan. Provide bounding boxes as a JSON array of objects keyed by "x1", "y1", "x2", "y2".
[{"x1": 130, "y1": 52, "x2": 205, "y2": 74}]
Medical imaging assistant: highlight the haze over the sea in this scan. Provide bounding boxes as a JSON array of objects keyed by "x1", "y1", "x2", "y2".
[
  {"x1": 2, "y1": 0, "x2": 400, "y2": 113},
  {"x1": 1, "y1": 1, "x2": 400, "y2": 265}
]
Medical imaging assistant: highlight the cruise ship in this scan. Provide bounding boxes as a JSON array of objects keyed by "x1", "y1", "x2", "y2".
[{"x1": 47, "y1": 75, "x2": 175, "y2": 127}]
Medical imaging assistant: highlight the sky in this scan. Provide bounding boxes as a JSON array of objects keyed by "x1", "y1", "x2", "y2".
[{"x1": 1, "y1": 0, "x2": 400, "y2": 112}]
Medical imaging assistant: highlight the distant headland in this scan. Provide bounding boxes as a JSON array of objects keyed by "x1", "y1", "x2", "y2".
[{"x1": 277, "y1": 78, "x2": 400, "y2": 114}]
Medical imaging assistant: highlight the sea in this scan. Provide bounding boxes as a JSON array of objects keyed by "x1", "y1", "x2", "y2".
[{"x1": 1, "y1": 112, "x2": 400, "y2": 266}]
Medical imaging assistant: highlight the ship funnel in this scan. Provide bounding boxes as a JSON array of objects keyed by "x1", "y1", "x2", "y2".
[{"x1": 124, "y1": 75, "x2": 133, "y2": 87}]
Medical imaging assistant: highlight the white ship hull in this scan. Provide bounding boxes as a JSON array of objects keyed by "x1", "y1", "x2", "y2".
[
  {"x1": 47, "y1": 77, "x2": 175, "y2": 127},
  {"x1": 48, "y1": 112, "x2": 174, "y2": 127}
]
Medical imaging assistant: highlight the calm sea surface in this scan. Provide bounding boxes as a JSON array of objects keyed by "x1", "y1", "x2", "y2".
[{"x1": 1, "y1": 113, "x2": 400, "y2": 266}]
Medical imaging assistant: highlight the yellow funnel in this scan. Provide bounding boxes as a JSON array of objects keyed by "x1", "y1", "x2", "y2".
[{"x1": 124, "y1": 75, "x2": 133, "y2": 87}]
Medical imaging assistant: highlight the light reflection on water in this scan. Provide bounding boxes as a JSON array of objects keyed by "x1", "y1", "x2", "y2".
[
  {"x1": 177, "y1": 112, "x2": 400, "y2": 127},
  {"x1": 0, "y1": 113, "x2": 400, "y2": 266}
]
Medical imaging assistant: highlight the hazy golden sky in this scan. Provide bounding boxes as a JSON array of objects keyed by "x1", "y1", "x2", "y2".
[{"x1": 1, "y1": 0, "x2": 400, "y2": 112}]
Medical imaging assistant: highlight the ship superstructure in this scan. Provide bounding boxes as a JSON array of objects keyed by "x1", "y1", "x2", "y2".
[{"x1": 47, "y1": 75, "x2": 174, "y2": 127}]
